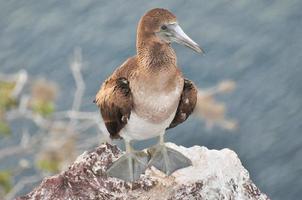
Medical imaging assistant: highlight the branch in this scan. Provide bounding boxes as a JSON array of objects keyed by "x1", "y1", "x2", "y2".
[{"x1": 69, "y1": 47, "x2": 85, "y2": 127}]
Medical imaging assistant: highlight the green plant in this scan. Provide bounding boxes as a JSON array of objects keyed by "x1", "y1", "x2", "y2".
[
  {"x1": 0, "y1": 170, "x2": 12, "y2": 194},
  {"x1": 36, "y1": 159, "x2": 60, "y2": 173}
]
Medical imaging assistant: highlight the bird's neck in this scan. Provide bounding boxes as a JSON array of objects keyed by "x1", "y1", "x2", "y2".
[{"x1": 136, "y1": 36, "x2": 177, "y2": 72}]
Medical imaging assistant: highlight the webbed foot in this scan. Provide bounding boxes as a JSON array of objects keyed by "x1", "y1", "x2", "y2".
[
  {"x1": 107, "y1": 150, "x2": 149, "y2": 182},
  {"x1": 147, "y1": 144, "x2": 192, "y2": 175}
]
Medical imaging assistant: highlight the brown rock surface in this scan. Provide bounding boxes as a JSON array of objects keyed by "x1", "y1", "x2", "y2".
[{"x1": 17, "y1": 143, "x2": 270, "y2": 200}]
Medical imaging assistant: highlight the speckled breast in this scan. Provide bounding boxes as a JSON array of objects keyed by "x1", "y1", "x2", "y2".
[{"x1": 131, "y1": 74, "x2": 184, "y2": 124}]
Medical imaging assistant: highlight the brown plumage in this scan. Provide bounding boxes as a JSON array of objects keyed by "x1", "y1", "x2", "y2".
[
  {"x1": 95, "y1": 58, "x2": 135, "y2": 139},
  {"x1": 168, "y1": 79, "x2": 198, "y2": 129},
  {"x1": 95, "y1": 8, "x2": 202, "y2": 140}
]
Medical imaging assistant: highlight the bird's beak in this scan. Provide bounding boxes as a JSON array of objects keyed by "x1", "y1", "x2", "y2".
[{"x1": 167, "y1": 23, "x2": 204, "y2": 54}]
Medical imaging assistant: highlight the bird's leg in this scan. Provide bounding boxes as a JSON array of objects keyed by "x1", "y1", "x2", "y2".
[
  {"x1": 147, "y1": 132, "x2": 192, "y2": 175},
  {"x1": 106, "y1": 139, "x2": 149, "y2": 182}
]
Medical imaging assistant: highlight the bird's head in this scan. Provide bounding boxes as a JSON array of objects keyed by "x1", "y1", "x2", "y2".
[{"x1": 137, "y1": 8, "x2": 204, "y2": 54}]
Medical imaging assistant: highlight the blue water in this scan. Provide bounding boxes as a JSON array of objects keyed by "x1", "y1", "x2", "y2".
[{"x1": 1, "y1": 1, "x2": 302, "y2": 199}]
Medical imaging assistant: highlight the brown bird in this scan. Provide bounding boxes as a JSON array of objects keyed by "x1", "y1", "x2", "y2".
[{"x1": 95, "y1": 8, "x2": 203, "y2": 181}]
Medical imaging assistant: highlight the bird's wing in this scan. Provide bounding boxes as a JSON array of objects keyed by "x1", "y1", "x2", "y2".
[
  {"x1": 95, "y1": 58, "x2": 136, "y2": 139},
  {"x1": 167, "y1": 79, "x2": 197, "y2": 129}
]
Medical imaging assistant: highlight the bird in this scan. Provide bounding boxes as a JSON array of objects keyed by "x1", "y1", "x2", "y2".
[{"x1": 94, "y1": 8, "x2": 203, "y2": 182}]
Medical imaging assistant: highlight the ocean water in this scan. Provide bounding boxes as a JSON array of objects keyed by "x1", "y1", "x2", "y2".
[{"x1": 1, "y1": 1, "x2": 302, "y2": 199}]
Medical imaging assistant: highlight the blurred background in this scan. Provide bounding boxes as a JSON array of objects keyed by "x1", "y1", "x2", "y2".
[{"x1": 0, "y1": 0, "x2": 301, "y2": 199}]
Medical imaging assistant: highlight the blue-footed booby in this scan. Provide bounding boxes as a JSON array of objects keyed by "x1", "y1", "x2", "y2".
[{"x1": 95, "y1": 8, "x2": 203, "y2": 182}]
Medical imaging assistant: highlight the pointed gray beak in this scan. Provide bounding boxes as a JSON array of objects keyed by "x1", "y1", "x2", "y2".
[{"x1": 161, "y1": 23, "x2": 204, "y2": 54}]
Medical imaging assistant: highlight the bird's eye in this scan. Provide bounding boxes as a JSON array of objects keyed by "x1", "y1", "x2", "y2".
[{"x1": 161, "y1": 25, "x2": 167, "y2": 30}]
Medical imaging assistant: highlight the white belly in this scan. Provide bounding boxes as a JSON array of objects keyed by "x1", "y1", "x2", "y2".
[
  {"x1": 121, "y1": 81, "x2": 182, "y2": 141},
  {"x1": 98, "y1": 109, "x2": 176, "y2": 141},
  {"x1": 121, "y1": 110, "x2": 176, "y2": 141}
]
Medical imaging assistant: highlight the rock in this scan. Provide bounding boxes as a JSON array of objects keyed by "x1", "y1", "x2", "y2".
[{"x1": 17, "y1": 143, "x2": 270, "y2": 200}]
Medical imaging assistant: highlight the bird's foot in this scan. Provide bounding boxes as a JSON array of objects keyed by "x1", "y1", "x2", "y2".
[
  {"x1": 147, "y1": 144, "x2": 192, "y2": 175},
  {"x1": 106, "y1": 151, "x2": 149, "y2": 182}
]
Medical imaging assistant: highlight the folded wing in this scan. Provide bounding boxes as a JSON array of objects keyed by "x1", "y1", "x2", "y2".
[
  {"x1": 95, "y1": 76, "x2": 133, "y2": 139},
  {"x1": 167, "y1": 79, "x2": 197, "y2": 129}
]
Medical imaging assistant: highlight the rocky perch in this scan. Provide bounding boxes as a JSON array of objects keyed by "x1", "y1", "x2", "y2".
[{"x1": 17, "y1": 143, "x2": 269, "y2": 200}]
